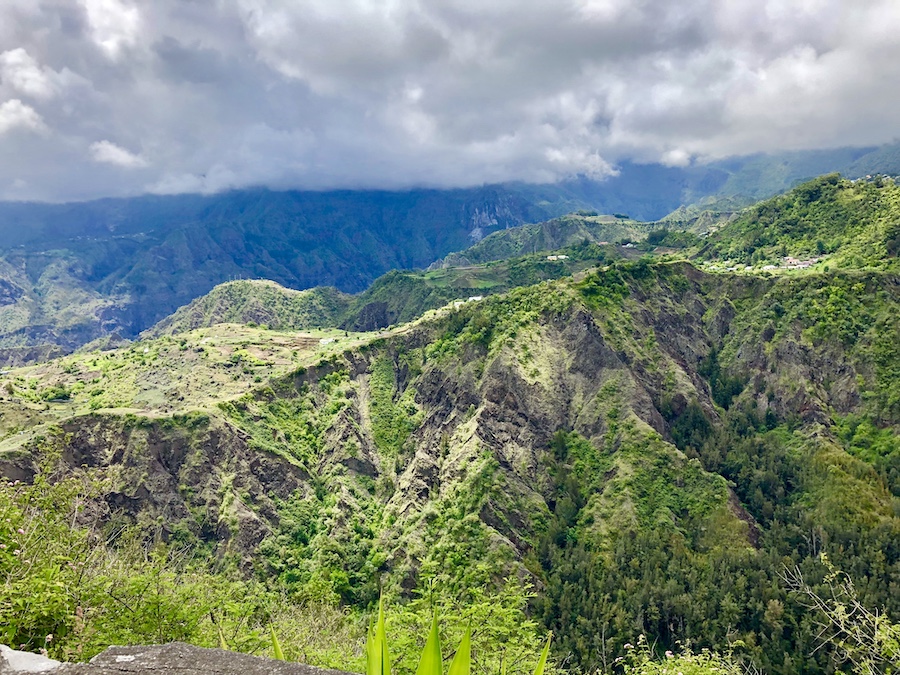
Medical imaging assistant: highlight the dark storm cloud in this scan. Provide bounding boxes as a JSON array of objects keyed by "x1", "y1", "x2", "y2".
[{"x1": 0, "y1": 0, "x2": 898, "y2": 200}]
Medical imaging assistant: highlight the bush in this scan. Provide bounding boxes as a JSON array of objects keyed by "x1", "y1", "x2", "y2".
[{"x1": 615, "y1": 636, "x2": 742, "y2": 674}]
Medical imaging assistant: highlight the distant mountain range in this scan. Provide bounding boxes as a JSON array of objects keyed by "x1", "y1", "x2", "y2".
[{"x1": 1, "y1": 142, "x2": 899, "y2": 362}]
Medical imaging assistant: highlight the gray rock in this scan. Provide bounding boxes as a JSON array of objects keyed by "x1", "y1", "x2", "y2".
[
  {"x1": 0, "y1": 645, "x2": 62, "y2": 673},
  {"x1": 2, "y1": 643, "x2": 354, "y2": 675}
]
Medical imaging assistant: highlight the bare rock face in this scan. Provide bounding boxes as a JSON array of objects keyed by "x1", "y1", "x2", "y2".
[{"x1": 1, "y1": 643, "x2": 354, "y2": 675}]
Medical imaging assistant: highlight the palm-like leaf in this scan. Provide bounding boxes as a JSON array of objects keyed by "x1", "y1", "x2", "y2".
[
  {"x1": 416, "y1": 612, "x2": 443, "y2": 675},
  {"x1": 367, "y1": 597, "x2": 392, "y2": 675},
  {"x1": 271, "y1": 624, "x2": 285, "y2": 661},
  {"x1": 447, "y1": 626, "x2": 470, "y2": 675},
  {"x1": 533, "y1": 634, "x2": 552, "y2": 675}
]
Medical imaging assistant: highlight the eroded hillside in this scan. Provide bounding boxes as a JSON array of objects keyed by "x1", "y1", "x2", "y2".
[{"x1": 1, "y1": 259, "x2": 897, "y2": 673}]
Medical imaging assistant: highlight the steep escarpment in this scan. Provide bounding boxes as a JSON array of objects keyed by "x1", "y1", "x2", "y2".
[
  {"x1": 2, "y1": 261, "x2": 898, "y2": 674},
  {"x1": 3, "y1": 263, "x2": 751, "y2": 574}
]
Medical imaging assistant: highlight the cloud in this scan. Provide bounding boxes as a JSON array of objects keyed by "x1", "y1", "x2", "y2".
[
  {"x1": 81, "y1": 0, "x2": 141, "y2": 58},
  {"x1": 0, "y1": 0, "x2": 898, "y2": 200},
  {"x1": 0, "y1": 99, "x2": 46, "y2": 135},
  {"x1": 0, "y1": 48, "x2": 58, "y2": 100},
  {"x1": 89, "y1": 140, "x2": 147, "y2": 167}
]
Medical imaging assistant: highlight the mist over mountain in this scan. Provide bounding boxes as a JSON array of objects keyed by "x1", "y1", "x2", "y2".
[{"x1": 0, "y1": 143, "x2": 897, "y2": 365}]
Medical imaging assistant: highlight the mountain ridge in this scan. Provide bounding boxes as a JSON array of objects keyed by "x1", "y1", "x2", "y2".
[
  {"x1": 2, "y1": 141, "x2": 900, "y2": 362},
  {"x1": 1, "y1": 252, "x2": 897, "y2": 672}
]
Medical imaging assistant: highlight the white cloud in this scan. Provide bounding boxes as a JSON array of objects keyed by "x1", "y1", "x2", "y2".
[
  {"x1": 0, "y1": 99, "x2": 46, "y2": 135},
  {"x1": 81, "y1": 0, "x2": 140, "y2": 58},
  {"x1": 0, "y1": 0, "x2": 899, "y2": 200},
  {"x1": 661, "y1": 149, "x2": 692, "y2": 167},
  {"x1": 89, "y1": 140, "x2": 147, "y2": 168},
  {"x1": 0, "y1": 48, "x2": 57, "y2": 100}
]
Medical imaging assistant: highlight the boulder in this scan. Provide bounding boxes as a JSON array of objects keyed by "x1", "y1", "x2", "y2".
[{"x1": 0, "y1": 645, "x2": 61, "y2": 673}]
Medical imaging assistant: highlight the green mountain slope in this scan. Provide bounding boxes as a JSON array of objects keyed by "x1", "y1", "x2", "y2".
[
  {"x1": 341, "y1": 240, "x2": 618, "y2": 331},
  {"x1": 1, "y1": 258, "x2": 897, "y2": 674},
  {"x1": 844, "y1": 140, "x2": 900, "y2": 177},
  {"x1": 430, "y1": 213, "x2": 645, "y2": 268},
  {"x1": 698, "y1": 174, "x2": 900, "y2": 268},
  {"x1": 144, "y1": 280, "x2": 352, "y2": 338},
  {"x1": 139, "y1": 242, "x2": 616, "y2": 337}
]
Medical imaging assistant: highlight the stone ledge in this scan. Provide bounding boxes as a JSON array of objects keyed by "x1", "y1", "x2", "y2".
[{"x1": 1, "y1": 643, "x2": 355, "y2": 675}]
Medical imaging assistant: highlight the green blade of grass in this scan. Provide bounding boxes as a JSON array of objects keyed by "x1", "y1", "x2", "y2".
[
  {"x1": 217, "y1": 625, "x2": 229, "y2": 651},
  {"x1": 366, "y1": 621, "x2": 378, "y2": 675},
  {"x1": 373, "y1": 597, "x2": 391, "y2": 675},
  {"x1": 416, "y1": 612, "x2": 443, "y2": 675},
  {"x1": 447, "y1": 625, "x2": 470, "y2": 675},
  {"x1": 271, "y1": 624, "x2": 285, "y2": 661},
  {"x1": 533, "y1": 633, "x2": 552, "y2": 675}
]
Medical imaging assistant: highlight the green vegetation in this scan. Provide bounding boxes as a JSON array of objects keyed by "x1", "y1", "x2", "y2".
[
  {"x1": 433, "y1": 214, "x2": 644, "y2": 268},
  {"x1": 0, "y1": 457, "x2": 550, "y2": 672},
  {"x1": 835, "y1": 415, "x2": 900, "y2": 496},
  {"x1": 640, "y1": 228, "x2": 702, "y2": 250},
  {"x1": 341, "y1": 239, "x2": 615, "y2": 332},
  {"x1": 699, "y1": 174, "x2": 900, "y2": 269},
  {"x1": 364, "y1": 598, "x2": 542, "y2": 675},
  {"x1": 0, "y1": 454, "x2": 274, "y2": 660},
  {"x1": 368, "y1": 354, "x2": 422, "y2": 456},
  {"x1": 146, "y1": 280, "x2": 352, "y2": 337},
  {"x1": 2, "y1": 176, "x2": 900, "y2": 675}
]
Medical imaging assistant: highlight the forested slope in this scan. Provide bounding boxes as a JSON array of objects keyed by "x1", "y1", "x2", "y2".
[{"x1": 1, "y1": 256, "x2": 897, "y2": 674}]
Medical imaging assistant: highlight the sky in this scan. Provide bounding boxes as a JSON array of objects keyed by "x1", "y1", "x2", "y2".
[{"x1": 0, "y1": 0, "x2": 899, "y2": 202}]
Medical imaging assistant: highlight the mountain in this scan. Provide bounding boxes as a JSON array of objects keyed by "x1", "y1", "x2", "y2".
[
  {"x1": 0, "y1": 186, "x2": 587, "y2": 360},
  {"x1": 144, "y1": 280, "x2": 351, "y2": 337},
  {"x1": 140, "y1": 240, "x2": 617, "y2": 337},
  {"x1": 137, "y1": 173, "x2": 900, "y2": 346},
  {"x1": 340, "y1": 238, "x2": 624, "y2": 331},
  {"x1": 1, "y1": 247, "x2": 897, "y2": 672},
  {"x1": 698, "y1": 173, "x2": 900, "y2": 267},
  {"x1": 844, "y1": 141, "x2": 900, "y2": 177},
  {"x1": 428, "y1": 213, "x2": 644, "y2": 268},
  {"x1": 4, "y1": 144, "x2": 900, "y2": 363}
]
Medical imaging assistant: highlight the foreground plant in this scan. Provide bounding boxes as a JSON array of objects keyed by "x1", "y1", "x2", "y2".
[
  {"x1": 784, "y1": 555, "x2": 900, "y2": 675},
  {"x1": 614, "y1": 636, "x2": 743, "y2": 675},
  {"x1": 354, "y1": 597, "x2": 551, "y2": 675}
]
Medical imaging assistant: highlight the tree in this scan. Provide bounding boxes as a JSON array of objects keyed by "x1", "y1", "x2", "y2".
[{"x1": 783, "y1": 555, "x2": 900, "y2": 675}]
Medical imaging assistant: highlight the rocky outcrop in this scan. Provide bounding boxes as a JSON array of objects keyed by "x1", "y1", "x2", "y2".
[
  {"x1": 0, "y1": 345, "x2": 65, "y2": 369},
  {"x1": 1, "y1": 643, "x2": 352, "y2": 675}
]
